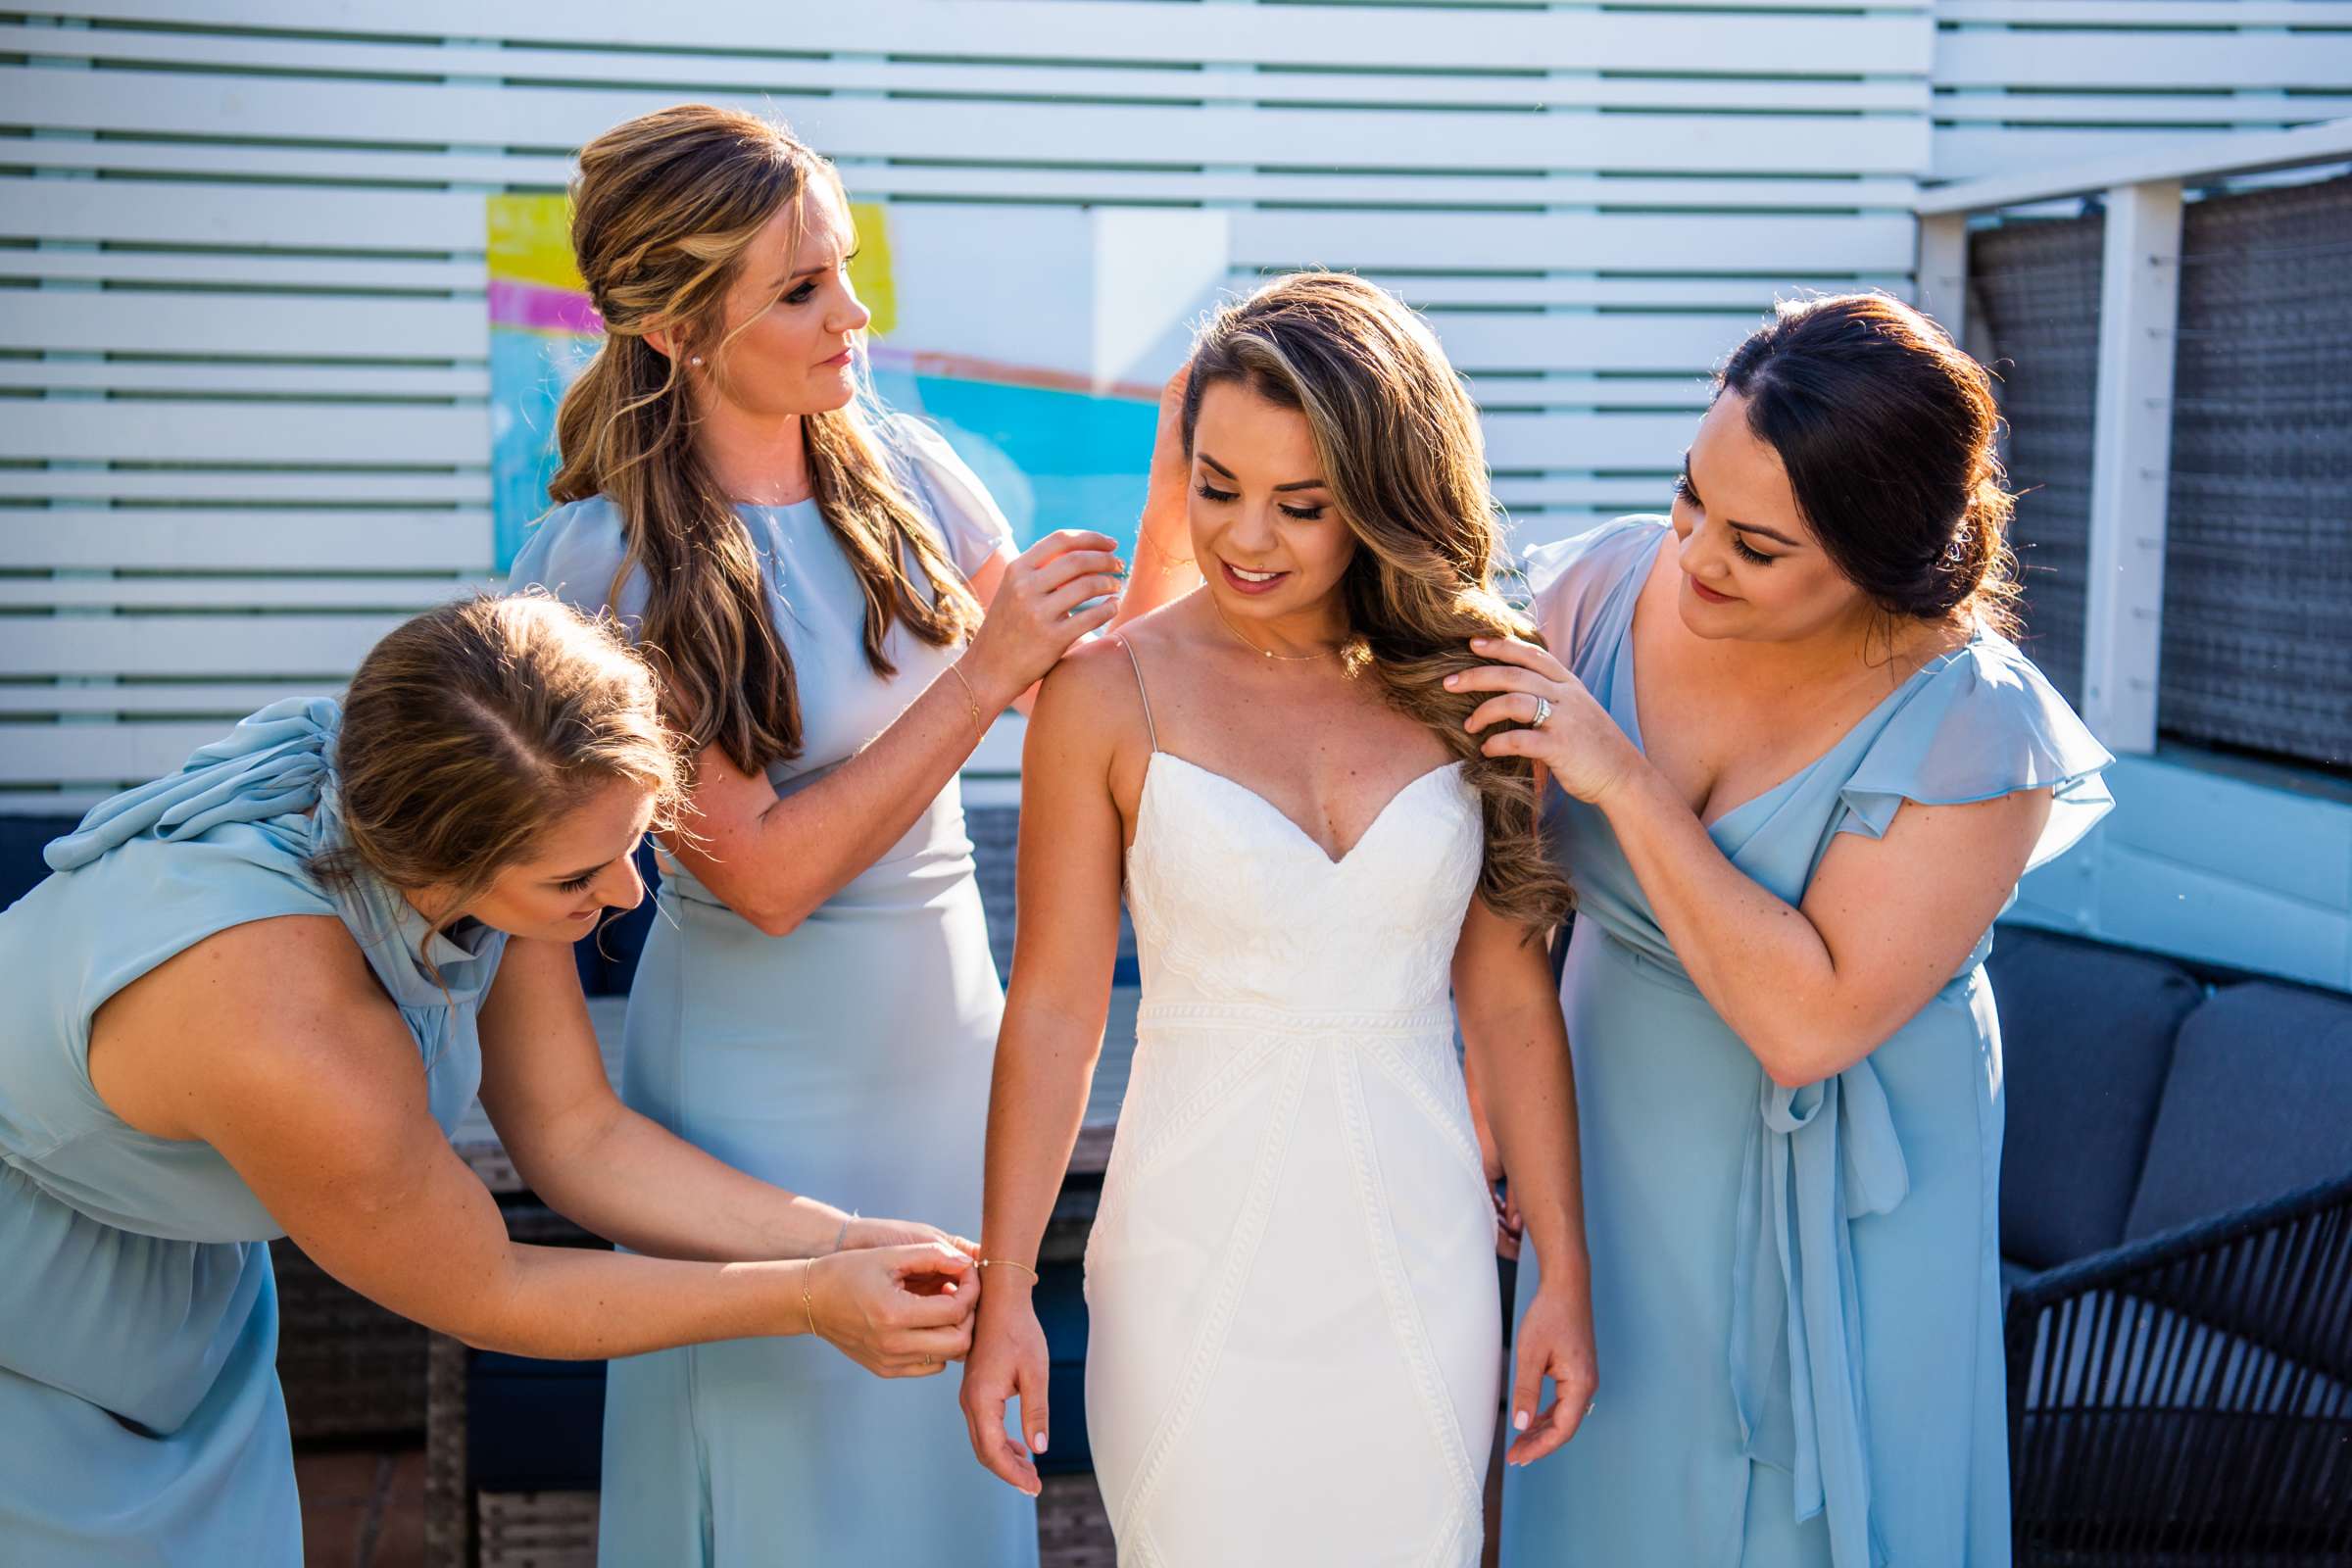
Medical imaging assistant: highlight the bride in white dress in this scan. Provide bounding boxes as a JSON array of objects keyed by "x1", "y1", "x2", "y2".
[{"x1": 959, "y1": 272, "x2": 1598, "y2": 1565}]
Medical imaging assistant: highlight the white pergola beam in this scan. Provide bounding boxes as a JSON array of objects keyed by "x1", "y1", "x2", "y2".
[
  {"x1": 1918, "y1": 116, "x2": 2352, "y2": 217},
  {"x1": 2081, "y1": 180, "x2": 2183, "y2": 755},
  {"x1": 1915, "y1": 211, "x2": 1970, "y2": 346}
]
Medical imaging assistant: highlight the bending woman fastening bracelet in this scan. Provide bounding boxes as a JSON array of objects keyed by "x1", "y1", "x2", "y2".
[{"x1": 0, "y1": 595, "x2": 979, "y2": 1567}]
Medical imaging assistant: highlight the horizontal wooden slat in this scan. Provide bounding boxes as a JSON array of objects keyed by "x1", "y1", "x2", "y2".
[
  {"x1": 1463, "y1": 375, "x2": 1713, "y2": 412},
  {"x1": 0, "y1": 247, "x2": 485, "y2": 294},
  {"x1": 0, "y1": 175, "x2": 485, "y2": 251},
  {"x1": 1, "y1": 396, "x2": 1693, "y2": 476},
  {"x1": 0, "y1": 138, "x2": 1920, "y2": 216},
  {"x1": 1939, "y1": 1, "x2": 2352, "y2": 27},
  {"x1": 0, "y1": 401, "x2": 487, "y2": 466},
  {"x1": 1494, "y1": 477, "x2": 1679, "y2": 509},
  {"x1": 0, "y1": 362, "x2": 490, "y2": 399},
  {"x1": 1933, "y1": 124, "x2": 2293, "y2": 183},
  {"x1": 0, "y1": 612, "x2": 407, "y2": 677},
  {"x1": 0, "y1": 680, "x2": 324, "y2": 715},
  {"x1": 1937, "y1": 30, "x2": 2352, "y2": 92},
  {"x1": 0, "y1": 69, "x2": 1933, "y2": 177},
  {"x1": 0, "y1": 472, "x2": 492, "y2": 504},
  {"x1": 0, "y1": 177, "x2": 1918, "y2": 279},
  {"x1": 0, "y1": 289, "x2": 486, "y2": 361},
  {"x1": 1482, "y1": 413, "x2": 1693, "y2": 471},
  {"x1": 0, "y1": 23, "x2": 1927, "y2": 115},
  {"x1": 0, "y1": 576, "x2": 481, "y2": 610},
  {"x1": 1366, "y1": 275, "x2": 1844, "y2": 311},
  {"x1": 0, "y1": 296, "x2": 1747, "y2": 383},
  {"x1": 0, "y1": 511, "x2": 493, "y2": 570},
  {"x1": 27, "y1": 0, "x2": 1934, "y2": 76},
  {"x1": 1433, "y1": 314, "x2": 1745, "y2": 374},
  {"x1": 0, "y1": 720, "x2": 263, "y2": 786},
  {"x1": 1934, "y1": 93, "x2": 2352, "y2": 128},
  {"x1": 1233, "y1": 209, "x2": 1918, "y2": 274}
]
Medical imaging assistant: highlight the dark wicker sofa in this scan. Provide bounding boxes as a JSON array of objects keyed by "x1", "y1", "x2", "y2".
[{"x1": 1986, "y1": 929, "x2": 2352, "y2": 1564}]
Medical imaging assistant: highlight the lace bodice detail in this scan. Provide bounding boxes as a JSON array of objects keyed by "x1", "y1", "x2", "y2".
[{"x1": 1124, "y1": 753, "x2": 1483, "y2": 1017}]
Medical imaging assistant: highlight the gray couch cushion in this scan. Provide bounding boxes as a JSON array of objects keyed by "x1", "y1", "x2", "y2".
[
  {"x1": 1989, "y1": 927, "x2": 2204, "y2": 1270},
  {"x1": 2125, "y1": 981, "x2": 2352, "y2": 1242}
]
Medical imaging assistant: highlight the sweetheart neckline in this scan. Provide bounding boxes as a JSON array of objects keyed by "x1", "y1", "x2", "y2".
[{"x1": 1136, "y1": 752, "x2": 1471, "y2": 868}]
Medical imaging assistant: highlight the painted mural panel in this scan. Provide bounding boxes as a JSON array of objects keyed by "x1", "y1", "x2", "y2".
[{"x1": 487, "y1": 194, "x2": 1168, "y2": 572}]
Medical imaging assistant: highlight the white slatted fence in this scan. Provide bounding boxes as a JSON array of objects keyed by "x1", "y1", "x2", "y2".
[{"x1": 6, "y1": 1, "x2": 2335, "y2": 807}]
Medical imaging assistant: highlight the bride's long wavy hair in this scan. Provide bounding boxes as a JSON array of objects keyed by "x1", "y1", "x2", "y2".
[{"x1": 1182, "y1": 271, "x2": 1573, "y2": 931}]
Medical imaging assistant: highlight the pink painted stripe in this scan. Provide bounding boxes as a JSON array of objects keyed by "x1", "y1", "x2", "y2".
[{"x1": 488, "y1": 277, "x2": 603, "y2": 336}]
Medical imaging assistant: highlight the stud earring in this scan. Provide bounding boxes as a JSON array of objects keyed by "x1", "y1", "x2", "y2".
[{"x1": 690, "y1": 355, "x2": 704, "y2": 367}]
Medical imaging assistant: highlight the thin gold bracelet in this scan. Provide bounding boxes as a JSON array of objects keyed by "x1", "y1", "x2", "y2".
[
  {"x1": 978, "y1": 1256, "x2": 1040, "y2": 1284},
  {"x1": 801, "y1": 1257, "x2": 819, "y2": 1338},
  {"x1": 945, "y1": 662, "x2": 987, "y2": 741}
]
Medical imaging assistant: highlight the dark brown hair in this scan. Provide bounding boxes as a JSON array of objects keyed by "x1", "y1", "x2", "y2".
[
  {"x1": 551, "y1": 104, "x2": 978, "y2": 774},
  {"x1": 1183, "y1": 271, "x2": 1573, "y2": 931},
  {"x1": 323, "y1": 594, "x2": 685, "y2": 911},
  {"x1": 1718, "y1": 292, "x2": 2021, "y2": 634}
]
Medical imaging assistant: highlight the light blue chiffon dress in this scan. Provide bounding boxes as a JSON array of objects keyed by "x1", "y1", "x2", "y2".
[
  {"x1": 1498, "y1": 517, "x2": 2114, "y2": 1568},
  {"x1": 510, "y1": 416, "x2": 1039, "y2": 1566},
  {"x1": 0, "y1": 700, "x2": 506, "y2": 1565}
]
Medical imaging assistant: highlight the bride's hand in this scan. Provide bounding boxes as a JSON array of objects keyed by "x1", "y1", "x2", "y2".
[
  {"x1": 806, "y1": 1242, "x2": 979, "y2": 1378},
  {"x1": 1449, "y1": 636, "x2": 1642, "y2": 807},
  {"x1": 959, "y1": 1275, "x2": 1051, "y2": 1496},
  {"x1": 1505, "y1": 1282, "x2": 1599, "y2": 1467}
]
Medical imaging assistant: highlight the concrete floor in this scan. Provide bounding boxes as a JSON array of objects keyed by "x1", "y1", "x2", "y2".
[{"x1": 296, "y1": 1446, "x2": 427, "y2": 1568}]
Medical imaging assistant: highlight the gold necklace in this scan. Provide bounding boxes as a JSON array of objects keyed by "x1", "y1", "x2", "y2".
[{"x1": 1210, "y1": 594, "x2": 1338, "y2": 662}]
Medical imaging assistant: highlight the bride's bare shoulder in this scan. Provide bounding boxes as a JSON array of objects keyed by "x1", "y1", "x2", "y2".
[{"x1": 1028, "y1": 629, "x2": 1153, "y2": 760}]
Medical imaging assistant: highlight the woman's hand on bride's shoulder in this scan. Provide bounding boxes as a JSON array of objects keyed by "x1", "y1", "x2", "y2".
[
  {"x1": 806, "y1": 1242, "x2": 978, "y2": 1379},
  {"x1": 1450, "y1": 636, "x2": 1641, "y2": 807},
  {"x1": 958, "y1": 1276, "x2": 1052, "y2": 1496},
  {"x1": 1505, "y1": 1279, "x2": 1599, "y2": 1468}
]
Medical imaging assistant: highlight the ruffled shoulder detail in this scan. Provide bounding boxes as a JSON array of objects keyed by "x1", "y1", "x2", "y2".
[
  {"x1": 1835, "y1": 634, "x2": 2115, "y2": 871},
  {"x1": 506, "y1": 494, "x2": 641, "y2": 632},
  {"x1": 883, "y1": 412, "x2": 1018, "y2": 580},
  {"x1": 45, "y1": 697, "x2": 339, "y2": 873},
  {"x1": 1519, "y1": 514, "x2": 1668, "y2": 668}
]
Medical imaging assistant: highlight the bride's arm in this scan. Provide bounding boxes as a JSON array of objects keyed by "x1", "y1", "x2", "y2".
[
  {"x1": 957, "y1": 638, "x2": 1137, "y2": 1495},
  {"x1": 1454, "y1": 898, "x2": 1598, "y2": 1467}
]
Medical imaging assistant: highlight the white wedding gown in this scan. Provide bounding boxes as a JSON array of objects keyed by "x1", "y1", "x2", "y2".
[{"x1": 1084, "y1": 641, "x2": 1502, "y2": 1566}]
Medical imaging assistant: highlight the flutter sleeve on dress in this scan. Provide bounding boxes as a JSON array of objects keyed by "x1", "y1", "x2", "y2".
[
  {"x1": 888, "y1": 414, "x2": 1018, "y2": 581},
  {"x1": 505, "y1": 496, "x2": 644, "y2": 634},
  {"x1": 1833, "y1": 635, "x2": 2116, "y2": 870},
  {"x1": 1519, "y1": 514, "x2": 1667, "y2": 670}
]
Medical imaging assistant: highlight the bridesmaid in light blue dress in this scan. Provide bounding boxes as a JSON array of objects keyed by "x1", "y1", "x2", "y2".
[
  {"x1": 1462, "y1": 296, "x2": 2115, "y2": 1566},
  {"x1": 514, "y1": 106, "x2": 1128, "y2": 1564},
  {"x1": 0, "y1": 598, "x2": 975, "y2": 1565}
]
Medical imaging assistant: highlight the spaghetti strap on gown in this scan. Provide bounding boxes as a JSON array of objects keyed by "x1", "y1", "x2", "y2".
[
  {"x1": 1497, "y1": 516, "x2": 2114, "y2": 1568},
  {"x1": 1081, "y1": 637, "x2": 1503, "y2": 1565},
  {"x1": 0, "y1": 700, "x2": 507, "y2": 1565}
]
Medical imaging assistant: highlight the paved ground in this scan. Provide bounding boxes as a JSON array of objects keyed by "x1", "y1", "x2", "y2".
[
  {"x1": 296, "y1": 1444, "x2": 1113, "y2": 1567},
  {"x1": 296, "y1": 1447, "x2": 426, "y2": 1568}
]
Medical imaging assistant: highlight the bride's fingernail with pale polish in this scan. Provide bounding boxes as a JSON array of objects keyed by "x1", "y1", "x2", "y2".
[
  {"x1": 1034, "y1": 1432, "x2": 1049, "y2": 1453},
  {"x1": 1513, "y1": 1409, "x2": 1531, "y2": 1432}
]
